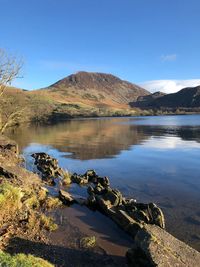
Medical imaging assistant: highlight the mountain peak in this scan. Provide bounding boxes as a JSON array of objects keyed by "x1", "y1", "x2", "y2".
[
  {"x1": 52, "y1": 71, "x2": 129, "y2": 87},
  {"x1": 47, "y1": 71, "x2": 149, "y2": 106}
]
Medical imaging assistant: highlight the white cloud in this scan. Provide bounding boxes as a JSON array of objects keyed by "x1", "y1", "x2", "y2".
[
  {"x1": 143, "y1": 136, "x2": 200, "y2": 150},
  {"x1": 140, "y1": 79, "x2": 200, "y2": 94},
  {"x1": 160, "y1": 54, "x2": 177, "y2": 62}
]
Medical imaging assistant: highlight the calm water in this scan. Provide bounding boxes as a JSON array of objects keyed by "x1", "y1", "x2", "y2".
[{"x1": 7, "y1": 115, "x2": 200, "y2": 251}]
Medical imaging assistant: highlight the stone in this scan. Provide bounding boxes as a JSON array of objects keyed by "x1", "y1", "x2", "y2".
[
  {"x1": 102, "y1": 176, "x2": 110, "y2": 187},
  {"x1": 84, "y1": 169, "x2": 97, "y2": 181},
  {"x1": 59, "y1": 190, "x2": 74, "y2": 205},
  {"x1": 93, "y1": 183, "x2": 105, "y2": 194},
  {"x1": 71, "y1": 173, "x2": 88, "y2": 185},
  {"x1": 103, "y1": 188, "x2": 123, "y2": 207},
  {"x1": 96, "y1": 195, "x2": 113, "y2": 211},
  {"x1": 148, "y1": 202, "x2": 165, "y2": 229},
  {"x1": 87, "y1": 185, "x2": 94, "y2": 195},
  {"x1": 87, "y1": 194, "x2": 96, "y2": 207},
  {"x1": 127, "y1": 224, "x2": 200, "y2": 267},
  {"x1": 94, "y1": 176, "x2": 110, "y2": 187},
  {"x1": 129, "y1": 209, "x2": 150, "y2": 224},
  {"x1": 31, "y1": 152, "x2": 66, "y2": 185},
  {"x1": 125, "y1": 201, "x2": 165, "y2": 229},
  {"x1": 107, "y1": 209, "x2": 143, "y2": 238},
  {"x1": 123, "y1": 198, "x2": 137, "y2": 206}
]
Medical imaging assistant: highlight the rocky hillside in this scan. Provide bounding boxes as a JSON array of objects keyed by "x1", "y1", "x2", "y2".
[
  {"x1": 131, "y1": 91, "x2": 166, "y2": 108},
  {"x1": 153, "y1": 86, "x2": 200, "y2": 108},
  {"x1": 42, "y1": 71, "x2": 149, "y2": 108},
  {"x1": 131, "y1": 86, "x2": 200, "y2": 109}
]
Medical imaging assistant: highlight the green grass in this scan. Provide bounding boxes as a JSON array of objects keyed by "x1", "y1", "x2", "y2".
[{"x1": 0, "y1": 251, "x2": 54, "y2": 267}]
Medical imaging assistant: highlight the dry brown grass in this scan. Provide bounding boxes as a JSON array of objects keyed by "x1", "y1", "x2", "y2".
[{"x1": 0, "y1": 182, "x2": 23, "y2": 227}]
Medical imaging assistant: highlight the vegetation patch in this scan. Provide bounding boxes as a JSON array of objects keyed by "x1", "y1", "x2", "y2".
[
  {"x1": 0, "y1": 251, "x2": 54, "y2": 267},
  {"x1": 45, "y1": 197, "x2": 62, "y2": 209},
  {"x1": 0, "y1": 181, "x2": 58, "y2": 249},
  {"x1": 40, "y1": 214, "x2": 58, "y2": 232},
  {"x1": 80, "y1": 236, "x2": 96, "y2": 248},
  {"x1": 0, "y1": 182, "x2": 23, "y2": 227},
  {"x1": 62, "y1": 171, "x2": 72, "y2": 185}
]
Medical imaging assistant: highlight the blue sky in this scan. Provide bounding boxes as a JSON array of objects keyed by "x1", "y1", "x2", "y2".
[{"x1": 1, "y1": 0, "x2": 200, "y2": 93}]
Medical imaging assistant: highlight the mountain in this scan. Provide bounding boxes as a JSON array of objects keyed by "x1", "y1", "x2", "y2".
[
  {"x1": 4, "y1": 73, "x2": 200, "y2": 127},
  {"x1": 152, "y1": 86, "x2": 200, "y2": 108},
  {"x1": 131, "y1": 86, "x2": 200, "y2": 109},
  {"x1": 1, "y1": 72, "x2": 150, "y2": 126},
  {"x1": 131, "y1": 91, "x2": 166, "y2": 108},
  {"x1": 42, "y1": 71, "x2": 149, "y2": 108}
]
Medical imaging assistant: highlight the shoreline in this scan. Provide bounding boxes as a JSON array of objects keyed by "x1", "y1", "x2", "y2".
[{"x1": 1, "y1": 137, "x2": 200, "y2": 266}]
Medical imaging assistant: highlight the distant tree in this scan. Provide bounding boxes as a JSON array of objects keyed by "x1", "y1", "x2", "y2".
[{"x1": 0, "y1": 49, "x2": 23, "y2": 134}]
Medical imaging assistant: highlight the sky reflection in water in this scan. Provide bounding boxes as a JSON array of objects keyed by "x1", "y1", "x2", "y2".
[{"x1": 7, "y1": 115, "x2": 200, "y2": 251}]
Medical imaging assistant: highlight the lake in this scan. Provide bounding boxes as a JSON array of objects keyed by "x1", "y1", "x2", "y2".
[{"x1": 7, "y1": 114, "x2": 200, "y2": 253}]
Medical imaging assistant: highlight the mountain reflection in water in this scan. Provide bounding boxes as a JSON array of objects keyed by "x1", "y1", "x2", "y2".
[{"x1": 7, "y1": 115, "x2": 200, "y2": 251}]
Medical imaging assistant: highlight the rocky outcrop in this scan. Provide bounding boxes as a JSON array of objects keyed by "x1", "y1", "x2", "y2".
[
  {"x1": 70, "y1": 170, "x2": 165, "y2": 231},
  {"x1": 127, "y1": 224, "x2": 200, "y2": 267},
  {"x1": 31, "y1": 153, "x2": 65, "y2": 185}
]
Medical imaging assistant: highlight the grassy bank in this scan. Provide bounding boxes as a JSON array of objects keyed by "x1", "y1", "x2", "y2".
[{"x1": 0, "y1": 136, "x2": 63, "y2": 266}]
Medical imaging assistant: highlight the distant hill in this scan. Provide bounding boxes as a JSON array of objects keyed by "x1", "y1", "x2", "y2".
[
  {"x1": 131, "y1": 91, "x2": 166, "y2": 108},
  {"x1": 1, "y1": 72, "x2": 149, "y2": 125},
  {"x1": 3, "y1": 74, "x2": 200, "y2": 127},
  {"x1": 131, "y1": 86, "x2": 200, "y2": 109},
  {"x1": 42, "y1": 71, "x2": 149, "y2": 108},
  {"x1": 152, "y1": 86, "x2": 200, "y2": 108}
]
